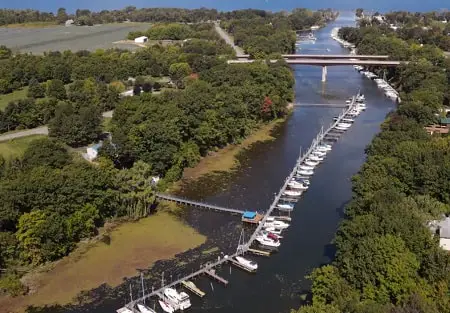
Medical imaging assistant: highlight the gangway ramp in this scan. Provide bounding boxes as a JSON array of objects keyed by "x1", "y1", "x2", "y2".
[{"x1": 156, "y1": 193, "x2": 245, "y2": 215}]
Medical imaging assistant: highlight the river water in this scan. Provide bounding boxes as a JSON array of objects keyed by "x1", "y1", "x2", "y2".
[{"x1": 57, "y1": 13, "x2": 396, "y2": 313}]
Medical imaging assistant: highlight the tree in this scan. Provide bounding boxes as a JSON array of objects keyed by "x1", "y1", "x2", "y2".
[
  {"x1": 49, "y1": 103, "x2": 101, "y2": 146},
  {"x1": 46, "y1": 79, "x2": 67, "y2": 100},
  {"x1": 142, "y1": 82, "x2": 152, "y2": 93},
  {"x1": 153, "y1": 82, "x2": 162, "y2": 91},
  {"x1": 296, "y1": 303, "x2": 342, "y2": 313},
  {"x1": 133, "y1": 85, "x2": 142, "y2": 96},
  {"x1": 23, "y1": 138, "x2": 70, "y2": 169},
  {"x1": 169, "y1": 62, "x2": 192, "y2": 88},
  {"x1": 66, "y1": 204, "x2": 99, "y2": 241},
  {"x1": 56, "y1": 8, "x2": 68, "y2": 24},
  {"x1": 27, "y1": 78, "x2": 46, "y2": 98}
]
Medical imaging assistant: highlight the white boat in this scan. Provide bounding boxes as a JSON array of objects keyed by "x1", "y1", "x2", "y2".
[
  {"x1": 256, "y1": 234, "x2": 281, "y2": 247},
  {"x1": 137, "y1": 304, "x2": 156, "y2": 313},
  {"x1": 264, "y1": 220, "x2": 290, "y2": 229},
  {"x1": 164, "y1": 288, "x2": 191, "y2": 310},
  {"x1": 316, "y1": 145, "x2": 332, "y2": 151},
  {"x1": 117, "y1": 308, "x2": 134, "y2": 313},
  {"x1": 283, "y1": 189, "x2": 303, "y2": 197},
  {"x1": 277, "y1": 203, "x2": 294, "y2": 211},
  {"x1": 335, "y1": 125, "x2": 350, "y2": 131},
  {"x1": 312, "y1": 150, "x2": 327, "y2": 157},
  {"x1": 308, "y1": 155, "x2": 323, "y2": 162},
  {"x1": 337, "y1": 122, "x2": 352, "y2": 128},
  {"x1": 356, "y1": 94, "x2": 365, "y2": 101},
  {"x1": 261, "y1": 230, "x2": 283, "y2": 238},
  {"x1": 235, "y1": 256, "x2": 258, "y2": 271},
  {"x1": 304, "y1": 160, "x2": 319, "y2": 167},
  {"x1": 289, "y1": 180, "x2": 309, "y2": 190},
  {"x1": 297, "y1": 169, "x2": 314, "y2": 176},
  {"x1": 298, "y1": 164, "x2": 315, "y2": 171},
  {"x1": 263, "y1": 227, "x2": 283, "y2": 235},
  {"x1": 334, "y1": 117, "x2": 354, "y2": 123},
  {"x1": 159, "y1": 300, "x2": 175, "y2": 313}
]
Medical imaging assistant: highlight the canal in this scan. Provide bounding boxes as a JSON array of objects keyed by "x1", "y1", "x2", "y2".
[{"x1": 62, "y1": 12, "x2": 396, "y2": 313}]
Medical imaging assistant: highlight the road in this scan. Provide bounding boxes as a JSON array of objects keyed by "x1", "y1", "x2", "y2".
[
  {"x1": 214, "y1": 22, "x2": 245, "y2": 55},
  {"x1": 0, "y1": 110, "x2": 114, "y2": 143}
]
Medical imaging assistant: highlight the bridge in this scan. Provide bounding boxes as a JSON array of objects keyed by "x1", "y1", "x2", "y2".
[
  {"x1": 228, "y1": 59, "x2": 406, "y2": 82},
  {"x1": 236, "y1": 54, "x2": 390, "y2": 60}
]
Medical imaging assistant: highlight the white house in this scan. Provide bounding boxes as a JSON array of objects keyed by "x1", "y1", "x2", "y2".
[
  {"x1": 83, "y1": 142, "x2": 103, "y2": 162},
  {"x1": 120, "y1": 89, "x2": 134, "y2": 97},
  {"x1": 438, "y1": 217, "x2": 450, "y2": 251},
  {"x1": 134, "y1": 36, "x2": 148, "y2": 44}
]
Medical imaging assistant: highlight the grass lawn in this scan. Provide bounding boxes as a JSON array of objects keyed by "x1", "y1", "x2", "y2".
[
  {"x1": 0, "y1": 87, "x2": 29, "y2": 110},
  {"x1": 0, "y1": 135, "x2": 45, "y2": 160},
  {"x1": 3, "y1": 22, "x2": 58, "y2": 28},
  {"x1": 0, "y1": 213, "x2": 205, "y2": 311}
]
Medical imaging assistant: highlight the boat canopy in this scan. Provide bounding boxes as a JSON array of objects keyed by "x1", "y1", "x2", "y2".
[{"x1": 242, "y1": 211, "x2": 257, "y2": 219}]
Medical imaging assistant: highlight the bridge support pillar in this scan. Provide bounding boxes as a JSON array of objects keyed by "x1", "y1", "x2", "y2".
[{"x1": 321, "y1": 66, "x2": 328, "y2": 82}]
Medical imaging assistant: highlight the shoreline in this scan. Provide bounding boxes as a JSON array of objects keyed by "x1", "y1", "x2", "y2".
[{"x1": 0, "y1": 116, "x2": 287, "y2": 312}]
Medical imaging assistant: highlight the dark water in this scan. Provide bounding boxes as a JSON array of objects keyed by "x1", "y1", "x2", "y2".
[{"x1": 42, "y1": 13, "x2": 396, "y2": 313}]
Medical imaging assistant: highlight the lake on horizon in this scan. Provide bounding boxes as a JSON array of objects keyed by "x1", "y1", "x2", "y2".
[{"x1": 4, "y1": 0, "x2": 449, "y2": 14}]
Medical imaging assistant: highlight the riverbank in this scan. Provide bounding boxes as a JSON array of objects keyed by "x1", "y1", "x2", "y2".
[
  {"x1": 176, "y1": 118, "x2": 285, "y2": 187},
  {"x1": 0, "y1": 213, "x2": 205, "y2": 312},
  {"x1": 0, "y1": 117, "x2": 285, "y2": 313}
]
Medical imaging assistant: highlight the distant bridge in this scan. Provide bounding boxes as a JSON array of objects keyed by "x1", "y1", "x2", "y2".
[
  {"x1": 228, "y1": 58, "x2": 407, "y2": 82},
  {"x1": 236, "y1": 54, "x2": 390, "y2": 60}
]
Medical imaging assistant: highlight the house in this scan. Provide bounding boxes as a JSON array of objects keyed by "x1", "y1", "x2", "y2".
[
  {"x1": 373, "y1": 15, "x2": 386, "y2": 23},
  {"x1": 120, "y1": 89, "x2": 134, "y2": 97},
  {"x1": 65, "y1": 19, "x2": 74, "y2": 27},
  {"x1": 424, "y1": 125, "x2": 449, "y2": 135},
  {"x1": 440, "y1": 117, "x2": 450, "y2": 127},
  {"x1": 134, "y1": 36, "x2": 148, "y2": 44},
  {"x1": 438, "y1": 217, "x2": 450, "y2": 251},
  {"x1": 83, "y1": 142, "x2": 103, "y2": 162}
]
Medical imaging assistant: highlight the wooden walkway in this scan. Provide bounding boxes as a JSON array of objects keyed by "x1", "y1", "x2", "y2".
[{"x1": 156, "y1": 193, "x2": 245, "y2": 215}]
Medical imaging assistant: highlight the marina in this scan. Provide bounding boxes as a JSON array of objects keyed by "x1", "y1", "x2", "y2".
[{"x1": 118, "y1": 93, "x2": 365, "y2": 313}]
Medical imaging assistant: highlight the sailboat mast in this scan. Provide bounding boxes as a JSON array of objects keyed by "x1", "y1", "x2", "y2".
[
  {"x1": 130, "y1": 283, "x2": 133, "y2": 303},
  {"x1": 141, "y1": 272, "x2": 146, "y2": 304}
]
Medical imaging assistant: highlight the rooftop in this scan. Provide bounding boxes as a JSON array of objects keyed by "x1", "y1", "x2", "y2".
[{"x1": 439, "y1": 217, "x2": 450, "y2": 239}]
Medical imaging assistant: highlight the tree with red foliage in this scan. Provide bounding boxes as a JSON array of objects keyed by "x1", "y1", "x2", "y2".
[{"x1": 261, "y1": 96, "x2": 273, "y2": 119}]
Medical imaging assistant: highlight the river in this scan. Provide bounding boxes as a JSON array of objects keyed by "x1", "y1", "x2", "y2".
[{"x1": 55, "y1": 13, "x2": 396, "y2": 313}]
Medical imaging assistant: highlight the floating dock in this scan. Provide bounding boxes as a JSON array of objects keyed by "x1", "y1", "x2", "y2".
[
  {"x1": 205, "y1": 269, "x2": 229, "y2": 285},
  {"x1": 181, "y1": 280, "x2": 205, "y2": 297},
  {"x1": 247, "y1": 248, "x2": 271, "y2": 257}
]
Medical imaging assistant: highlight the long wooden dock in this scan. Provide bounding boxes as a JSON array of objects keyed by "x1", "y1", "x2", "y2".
[
  {"x1": 119, "y1": 96, "x2": 360, "y2": 312},
  {"x1": 156, "y1": 193, "x2": 245, "y2": 215}
]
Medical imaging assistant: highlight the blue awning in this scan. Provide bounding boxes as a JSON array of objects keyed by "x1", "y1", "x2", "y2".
[{"x1": 242, "y1": 211, "x2": 256, "y2": 219}]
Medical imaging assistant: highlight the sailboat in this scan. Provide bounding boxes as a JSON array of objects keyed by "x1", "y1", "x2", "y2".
[{"x1": 159, "y1": 300, "x2": 175, "y2": 313}]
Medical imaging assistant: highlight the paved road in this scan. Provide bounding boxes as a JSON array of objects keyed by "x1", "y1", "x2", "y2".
[
  {"x1": 214, "y1": 23, "x2": 245, "y2": 55},
  {"x1": 0, "y1": 111, "x2": 114, "y2": 143}
]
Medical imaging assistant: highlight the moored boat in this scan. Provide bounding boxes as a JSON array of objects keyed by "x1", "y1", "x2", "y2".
[
  {"x1": 277, "y1": 203, "x2": 294, "y2": 211},
  {"x1": 264, "y1": 220, "x2": 290, "y2": 229},
  {"x1": 256, "y1": 234, "x2": 281, "y2": 248},
  {"x1": 283, "y1": 189, "x2": 303, "y2": 197},
  {"x1": 159, "y1": 300, "x2": 175, "y2": 313},
  {"x1": 137, "y1": 304, "x2": 156, "y2": 313},
  {"x1": 297, "y1": 169, "x2": 314, "y2": 176},
  {"x1": 235, "y1": 256, "x2": 258, "y2": 271},
  {"x1": 164, "y1": 288, "x2": 191, "y2": 310}
]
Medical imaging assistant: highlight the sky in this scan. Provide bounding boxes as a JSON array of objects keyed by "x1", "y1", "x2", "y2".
[{"x1": 1, "y1": 0, "x2": 448, "y2": 13}]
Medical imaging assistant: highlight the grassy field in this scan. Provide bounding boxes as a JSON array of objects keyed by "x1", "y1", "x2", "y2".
[
  {"x1": 1, "y1": 213, "x2": 205, "y2": 311},
  {"x1": 0, "y1": 87, "x2": 29, "y2": 110},
  {"x1": 0, "y1": 135, "x2": 45, "y2": 160},
  {"x1": 3, "y1": 22, "x2": 58, "y2": 28}
]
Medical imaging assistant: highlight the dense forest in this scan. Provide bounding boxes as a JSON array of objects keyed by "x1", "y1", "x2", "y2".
[
  {"x1": 356, "y1": 9, "x2": 450, "y2": 51},
  {"x1": 0, "y1": 7, "x2": 337, "y2": 27},
  {"x1": 296, "y1": 20, "x2": 450, "y2": 313},
  {"x1": 0, "y1": 10, "x2": 297, "y2": 295},
  {"x1": 221, "y1": 9, "x2": 338, "y2": 57}
]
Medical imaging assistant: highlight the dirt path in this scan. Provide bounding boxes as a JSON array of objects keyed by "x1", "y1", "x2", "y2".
[
  {"x1": 0, "y1": 111, "x2": 114, "y2": 143},
  {"x1": 214, "y1": 22, "x2": 245, "y2": 55}
]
